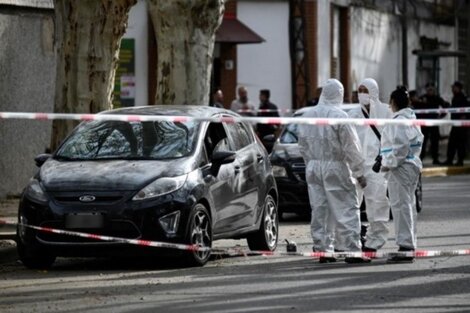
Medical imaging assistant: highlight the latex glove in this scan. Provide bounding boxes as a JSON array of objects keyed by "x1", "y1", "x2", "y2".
[{"x1": 357, "y1": 176, "x2": 367, "y2": 189}]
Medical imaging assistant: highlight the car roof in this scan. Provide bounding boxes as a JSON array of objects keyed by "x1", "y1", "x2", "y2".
[
  {"x1": 100, "y1": 105, "x2": 236, "y2": 118},
  {"x1": 293, "y1": 104, "x2": 360, "y2": 116}
]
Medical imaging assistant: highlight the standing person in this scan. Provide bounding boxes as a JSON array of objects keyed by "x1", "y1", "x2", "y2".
[
  {"x1": 348, "y1": 78, "x2": 392, "y2": 252},
  {"x1": 417, "y1": 83, "x2": 447, "y2": 165},
  {"x1": 445, "y1": 81, "x2": 469, "y2": 166},
  {"x1": 256, "y1": 89, "x2": 280, "y2": 139},
  {"x1": 380, "y1": 86, "x2": 423, "y2": 263},
  {"x1": 230, "y1": 86, "x2": 255, "y2": 116},
  {"x1": 299, "y1": 79, "x2": 370, "y2": 264},
  {"x1": 210, "y1": 89, "x2": 224, "y2": 108}
]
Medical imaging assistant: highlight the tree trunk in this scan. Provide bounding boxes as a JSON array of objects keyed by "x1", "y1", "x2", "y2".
[
  {"x1": 50, "y1": 0, "x2": 136, "y2": 151},
  {"x1": 147, "y1": 0, "x2": 224, "y2": 105}
]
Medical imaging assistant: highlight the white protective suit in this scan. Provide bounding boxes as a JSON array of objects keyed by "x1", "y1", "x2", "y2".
[
  {"x1": 381, "y1": 108, "x2": 423, "y2": 250},
  {"x1": 299, "y1": 79, "x2": 365, "y2": 252},
  {"x1": 348, "y1": 78, "x2": 393, "y2": 250}
]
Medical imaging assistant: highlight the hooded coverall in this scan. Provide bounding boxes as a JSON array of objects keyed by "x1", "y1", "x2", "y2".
[
  {"x1": 381, "y1": 108, "x2": 423, "y2": 250},
  {"x1": 299, "y1": 79, "x2": 365, "y2": 252},
  {"x1": 348, "y1": 78, "x2": 393, "y2": 250}
]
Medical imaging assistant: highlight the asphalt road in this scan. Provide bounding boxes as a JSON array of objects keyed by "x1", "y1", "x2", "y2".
[{"x1": 1, "y1": 175, "x2": 470, "y2": 313}]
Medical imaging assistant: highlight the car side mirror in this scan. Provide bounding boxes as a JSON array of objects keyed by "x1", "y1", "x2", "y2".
[
  {"x1": 34, "y1": 154, "x2": 51, "y2": 167},
  {"x1": 210, "y1": 151, "x2": 236, "y2": 176},
  {"x1": 262, "y1": 134, "x2": 276, "y2": 154}
]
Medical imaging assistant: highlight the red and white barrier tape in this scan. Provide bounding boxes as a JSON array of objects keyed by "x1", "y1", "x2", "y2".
[
  {"x1": 2, "y1": 220, "x2": 470, "y2": 260},
  {"x1": 0, "y1": 220, "x2": 207, "y2": 252},
  {"x1": 237, "y1": 106, "x2": 470, "y2": 115},
  {"x1": 1, "y1": 112, "x2": 470, "y2": 127}
]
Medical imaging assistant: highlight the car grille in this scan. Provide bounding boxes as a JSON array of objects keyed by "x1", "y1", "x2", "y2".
[
  {"x1": 50, "y1": 192, "x2": 126, "y2": 205},
  {"x1": 54, "y1": 195, "x2": 123, "y2": 203},
  {"x1": 37, "y1": 220, "x2": 141, "y2": 243}
]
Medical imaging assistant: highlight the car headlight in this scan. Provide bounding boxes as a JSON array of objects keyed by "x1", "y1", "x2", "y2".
[
  {"x1": 272, "y1": 165, "x2": 288, "y2": 178},
  {"x1": 133, "y1": 174, "x2": 187, "y2": 201},
  {"x1": 159, "y1": 211, "x2": 181, "y2": 235},
  {"x1": 25, "y1": 179, "x2": 48, "y2": 202}
]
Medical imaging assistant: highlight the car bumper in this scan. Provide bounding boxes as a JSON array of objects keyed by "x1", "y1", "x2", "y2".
[{"x1": 17, "y1": 191, "x2": 193, "y2": 256}]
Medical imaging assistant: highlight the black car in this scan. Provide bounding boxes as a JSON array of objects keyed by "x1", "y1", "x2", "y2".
[
  {"x1": 17, "y1": 106, "x2": 278, "y2": 268},
  {"x1": 267, "y1": 107, "x2": 423, "y2": 220}
]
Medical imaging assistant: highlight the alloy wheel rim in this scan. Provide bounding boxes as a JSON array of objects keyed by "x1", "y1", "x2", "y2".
[
  {"x1": 264, "y1": 199, "x2": 278, "y2": 249},
  {"x1": 191, "y1": 211, "x2": 211, "y2": 259}
]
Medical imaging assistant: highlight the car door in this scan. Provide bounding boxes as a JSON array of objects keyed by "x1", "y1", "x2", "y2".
[
  {"x1": 203, "y1": 121, "x2": 241, "y2": 235},
  {"x1": 223, "y1": 121, "x2": 260, "y2": 229}
]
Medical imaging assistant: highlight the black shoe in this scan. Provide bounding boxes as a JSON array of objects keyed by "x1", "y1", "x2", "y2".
[
  {"x1": 345, "y1": 257, "x2": 371, "y2": 264},
  {"x1": 362, "y1": 246, "x2": 377, "y2": 252},
  {"x1": 319, "y1": 257, "x2": 337, "y2": 263},
  {"x1": 387, "y1": 255, "x2": 415, "y2": 263},
  {"x1": 387, "y1": 247, "x2": 415, "y2": 263}
]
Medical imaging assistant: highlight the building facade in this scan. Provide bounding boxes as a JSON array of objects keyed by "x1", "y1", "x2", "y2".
[{"x1": 0, "y1": 0, "x2": 468, "y2": 198}]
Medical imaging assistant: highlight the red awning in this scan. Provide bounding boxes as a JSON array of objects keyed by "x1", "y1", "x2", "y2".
[{"x1": 216, "y1": 15, "x2": 264, "y2": 44}]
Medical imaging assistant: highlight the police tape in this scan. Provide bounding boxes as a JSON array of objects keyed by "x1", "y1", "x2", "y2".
[
  {"x1": 1, "y1": 111, "x2": 470, "y2": 127},
  {"x1": 2, "y1": 219, "x2": 470, "y2": 260},
  {"x1": 236, "y1": 106, "x2": 470, "y2": 115},
  {"x1": 0, "y1": 220, "x2": 207, "y2": 252}
]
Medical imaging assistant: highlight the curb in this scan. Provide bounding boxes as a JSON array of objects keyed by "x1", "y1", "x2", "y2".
[{"x1": 422, "y1": 165, "x2": 470, "y2": 177}]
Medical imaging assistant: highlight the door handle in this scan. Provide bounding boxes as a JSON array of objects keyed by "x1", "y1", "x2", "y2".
[{"x1": 256, "y1": 154, "x2": 264, "y2": 163}]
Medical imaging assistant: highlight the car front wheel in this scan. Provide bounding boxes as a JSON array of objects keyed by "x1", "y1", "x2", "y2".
[
  {"x1": 247, "y1": 195, "x2": 278, "y2": 251},
  {"x1": 184, "y1": 204, "x2": 212, "y2": 266},
  {"x1": 17, "y1": 237, "x2": 56, "y2": 270}
]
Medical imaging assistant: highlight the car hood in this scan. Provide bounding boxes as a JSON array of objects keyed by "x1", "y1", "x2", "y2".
[
  {"x1": 270, "y1": 143, "x2": 305, "y2": 165},
  {"x1": 40, "y1": 158, "x2": 194, "y2": 191}
]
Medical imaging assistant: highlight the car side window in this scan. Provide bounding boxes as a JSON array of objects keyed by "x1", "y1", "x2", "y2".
[
  {"x1": 204, "y1": 122, "x2": 230, "y2": 159},
  {"x1": 224, "y1": 122, "x2": 252, "y2": 151}
]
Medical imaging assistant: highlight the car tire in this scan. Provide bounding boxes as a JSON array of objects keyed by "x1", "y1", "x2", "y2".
[
  {"x1": 247, "y1": 195, "x2": 278, "y2": 251},
  {"x1": 17, "y1": 239, "x2": 56, "y2": 270},
  {"x1": 184, "y1": 203, "x2": 212, "y2": 267}
]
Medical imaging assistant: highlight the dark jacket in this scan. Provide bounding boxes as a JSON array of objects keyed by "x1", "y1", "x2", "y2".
[
  {"x1": 417, "y1": 94, "x2": 448, "y2": 119},
  {"x1": 257, "y1": 101, "x2": 279, "y2": 139},
  {"x1": 451, "y1": 92, "x2": 469, "y2": 120}
]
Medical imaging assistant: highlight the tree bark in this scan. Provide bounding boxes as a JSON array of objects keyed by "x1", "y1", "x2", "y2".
[
  {"x1": 148, "y1": 0, "x2": 224, "y2": 105},
  {"x1": 50, "y1": 0, "x2": 136, "y2": 151}
]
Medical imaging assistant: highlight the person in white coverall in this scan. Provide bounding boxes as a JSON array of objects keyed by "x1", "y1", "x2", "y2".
[
  {"x1": 348, "y1": 78, "x2": 393, "y2": 252},
  {"x1": 299, "y1": 79, "x2": 370, "y2": 264},
  {"x1": 380, "y1": 86, "x2": 423, "y2": 263}
]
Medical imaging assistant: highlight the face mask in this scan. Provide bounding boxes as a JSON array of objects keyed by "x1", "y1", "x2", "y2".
[{"x1": 358, "y1": 93, "x2": 370, "y2": 105}]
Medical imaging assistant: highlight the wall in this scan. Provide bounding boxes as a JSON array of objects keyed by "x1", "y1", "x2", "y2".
[
  {"x1": 408, "y1": 20, "x2": 456, "y2": 101},
  {"x1": 0, "y1": 7, "x2": 55, "y2": 198},
  {"x1": 350, "y1": 7, "x2": 400, "y2": 101},
  {"x1": 121, "y1": 0, "x2": 148, "y2": 106},
  {"x1": 237, "y1": 1, "x2": 292, "y2": 112},
  {"x1": 316, "y1": 0, "x2": 332, "y2": 86},
  {"x1": 350, "y1": 6, "x2": 456, "y2": 102}
]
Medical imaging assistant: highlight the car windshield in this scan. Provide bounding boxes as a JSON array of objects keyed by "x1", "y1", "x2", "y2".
[
  {"x1": 56, "y1": 119, "x2": 199, "y2": 160},
  {"x1": 279, "y1": 113, "x2": 304, "y2": 144}
]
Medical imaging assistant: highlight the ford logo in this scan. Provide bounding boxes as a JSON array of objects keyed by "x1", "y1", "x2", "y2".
[{"x1": 79, "y1": 195, "x2": 96, "y2": 203}]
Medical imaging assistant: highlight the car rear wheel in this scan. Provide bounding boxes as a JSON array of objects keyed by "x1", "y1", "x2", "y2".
[
  {"x1": 247, "y1": 195, "x2": 278, "y2": 251},
  {"x1": 185, "y1": 204, "x2": 212, "y2": 266},
  {"x1": 17, "y1": 238, "x2": 56, "y2": 270}
]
